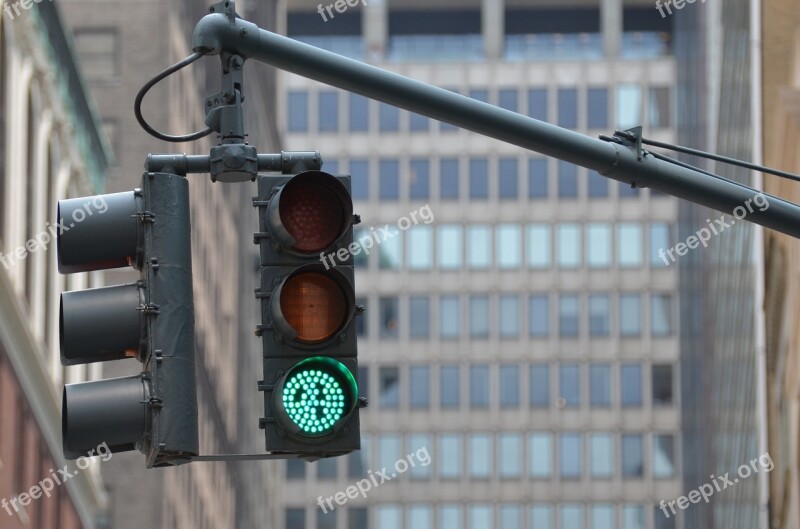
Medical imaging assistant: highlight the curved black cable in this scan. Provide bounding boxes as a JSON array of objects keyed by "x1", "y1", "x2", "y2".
[{"x1": 134, "y1": 51, "x2": 215, "y2": 143}]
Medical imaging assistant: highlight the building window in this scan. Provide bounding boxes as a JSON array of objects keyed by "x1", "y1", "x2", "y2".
[
  {"x1": 591, "y1": 504, "x2": 614, "y2": 529},
  {"x1": 528, "y1": 224, "x2": 551, "y2": 268},
  {"x1": 316, "y1": 458, "x2": 338, "y2": 481},
  {"x1": 499, "y1": 365, "x2": 520, "y2": 407},
  {"x1": 469, "y1": 295, "x2": 490, "y2": 338},
  {"x1": 648, "y1": 87, "x2": 671, "y2": 129},
  {"x1": 318, "y1": 91, "x2": 339, "y2": 132},
  {"x1": 348, "y1": 433, "x2": 370, "y2": 478},
  {"x1": 439, "y1": 434, "x2": 461, "y2": 478},
  {"x1": 499, "y1": 295, "x2": 520, "y2": 338},
  {"x1": 380, "y1": 231, "x2": 402, "y2": 269},
  {"x1": 469, "y1": 505, "x2": 492, "y2": 529},
  {"x1": 440, "y1": 158, "x2": 460, "y2": 199},
  {"x1": 437, "y1": 225, "x2": 462, "y2": 269},
  {"x1": 349, "y1": 508, "x2": 369, "y2": 529},
  {"x1": 409, "y1": 366, "x2": 430, "y2": 409},
  {"x1": 470, "y1": 365, "x2": 490, "y2": 408},
  {"x1": 379, "y1": 367, "x2": 400, "y2": 408},
  {"x1": 618, "y1": 223, "x2": 643, "y2": 267},
  {"x1": 285, "y1": 508, "x2": 305, "y2": 529},
  {"x1": 499, "y1": 89, "x2": 518, "y2": 112},
  {"x1": 622, "y1": 505, "x2": 645, "y2": 529},
  {"x1": 529, "y1": 294, "x2": 550, "y2": 338},
  {"x1": 528, "y1": 158, "x2": 548, "y2": 198},
  {"x1": 557, "y1": 88, "x2": 578, "y2": 128},
  {"x1": 653, "y1": 434, "x2": 676, "y2": 478},
  {"x1": 440, "y1": 365, "x2": 460, "y2": 408},
  {"x1": 467, "y1": 225, "x2": 492, "y2": 269},
  {"x1": 589, "y1": 294, "x2": 610, "y2": 336},
  {"x1": 408, "y1": 505, "x2": 433, "y2": 529},
  {"x1": 587, "y1": 87, "x2": 609, "y2": 129},
  {"x1": 377, "y1": 505, "x2": 402, "y2": 529},
  {"x1": 530, "y1": 506, "x2": 553, "y2": 528},
  {"x1": 440, "y1": 296, "x2": 461, "y2": 339},
  {"x1": 559, "y1": 364, "x2": 580, "y2": 407},
  {"x1": 529, "y1": 364, "x2": 549, "y2": 407},
  {"x1": 379, "y1": 297, "x2": 399, "y2": 338},
  {"x1": 652, "y1": 364, "x2": 674, "y2": 406},
  {"x1": 529, "y1": 433, "x2": 553, "y2": 478},
  {"x1": 622, "y1": 434, "x2": 644, "y2": 477},
  {"x1": 409, "y1": 296, "x2": 430, "y2": 338},
  {"x1": 589, "y1": 433, "x2": 614, "y2": 478},
  {"x1": 559, "y1": 434, "x2": 582, "y2": 478},
  {"x1": 469, "y1": 158, "x2": 489, "y2": 199},
  {"x1": 558, "y1": 161, "x2": 578, "y2": 198},
  {"x1": 619, "y1": 294, "x2": 641, "y2": 336},
  {"x1": 469, "y1": 434, "x2": 492, "y2": 478},
  {"x1": 590, "y1": 364, "x2": 611, "y2": 407},
  {"x1": 499, "y1": 158, "x2": 518, "y2": 199},
  {"x1": 500, "y1": 505, "x2": 522, "y2": 529},
  {"x1": 380, "y1": 159, "x2": 400, "y2": 200},
  {"x1": 286, "y1": 91, "x2": 308, "y2": 132},
  {"x1": 557, "y1": 224, "x2": 581, "y2": 268},
  {"x1": 408, "y1": 434, "x2": 431, "y2": 479},
  {"x1": 439, "y1": 505, "x2": 462, "y2": 529},
  {"x1": 379, "y1": 102, "x2": 400, "y2": 131},
  {"x1": 559, "y1": 294, "x2": 580, "y2": 337},
  {"x1": 286, "y1": 459, "x2": 306, "y2": 479},
  {"x1": 409, "y1": 112, "x2": 429, "y2": 132},
  {"x1": 409, "y1": 159, "x2": 430, "y2": 199},
  {"x1": 587, "y1": 224, "x2": 612, "y2": 268},
  {"x1": 499, "y1": 434, "x2": 522, "y2": 478},
  {"x1": 349, "y1": 93, "x2": 369, "y2": 131},
  {"x1": 588, "y1": 170, "x2": 608, "y2": 197},
  {"x1": 651, "y1": 294, "x2": 674, "y2": 336},
  {"x1": 73, "y1": 29, "x2": 119, "y2": 80},
  {"x1": 497, "y1": 224, "x2": 522, "y2": 269},
  {"x1": 650, "y1": 223, "x2": 671, "y2": 267},
  {"x1": 407, "y1": 226, "x2": 433, "y2": 270},
  {"x1": 616, "y1": 84, "x2": 642, "y2": 129},
  {"x1": 350, "y1": 159, "x2": 369, "y2": 201},
  {"x1": 469, "y1": 89, "x2": 489, "y2": 103},
  {"x1": 528, "y1": 88, "x2": 548, "y2": 121},
  {"x1": 621, "y1": 364, "x2": 642, "y2": 407}
]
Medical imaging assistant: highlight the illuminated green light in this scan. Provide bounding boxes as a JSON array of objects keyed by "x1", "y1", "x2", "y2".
[{"x1": 281, "y1": 366, "x2": 349, "y2": 434}]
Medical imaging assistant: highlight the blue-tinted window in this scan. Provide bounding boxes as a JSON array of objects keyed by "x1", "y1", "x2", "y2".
[
  {"x1": 619, "y1": 181, "x2": 640, "y2": 198},
  {"x1": 440, "y1": 159, "x2": 459, "y2": 199},
  {"x1": 621, "y1": 363, "x2": 642, "y2": 406},
  {"x1": 379, "y1": 159, "x2": 399, "y2": 200},
  {"x1": 499, "y1": 295, "x2": 520, "y2": 337},
  {"x1": 529, "y1": 364, "x2": 549, "y2": 407},
  {"x1": 587, "y1": 87, "x2": 609, "y2": 129},
  {"x1": 500, "y1": 365, "x2": 520, "y2": 407},
  {"x1": 379, "y1": 366, "x2": 399, "y2": 408},
  {"x1": 499, "y1": 89, "x2": 518, "y2": 112},
  {"x1": 529, "y1": 294, "x2": 549, "y2": 337},
  {"x1": 559, "y1": 364, "x2": 580, "y2": 407},
  {"x1": 622, "y1": 434, "x2": 644, "y2": 477},
  {"x1": 410, "y1": 112, "x2": 429, "y2": 132},
  {"x1": 558, "y1": 161, "x2": 578, "y2": 198},
  {"x1": 287, "y1": 91, "x2": 308, "y2": 132},
  {"x1": 440, "y1": 365, "x2": 460, "y2": 408},
  {"x1": 409, "y1": 159, "x2": 430, "y2": 200},
  {"x1": 559, "y1": 434, "x2": 581, "y2": 478},
  {"x1": 528, "y1": 158, "x2": 548, "y2": 198},
  {"x1": 351, "y1": 160, "x2": 369, "y2": 201},
  {"x1": 379, "y1": 102, "x2": 400, "y2": 131},
  {"x1": 469, "y1": 159, "x2": 488, "y2": 199},
  {"x1": 469, "y1": 295, "x2": 490, "y2": 338},
  {"x1": 410, "y1": 296, "x2": 430, "y2": 338},
  {"x1": 589, "y1": 294, "x2": 610, "y2": 336},
  {"x1": 380, "y1": 297, "x2": 399, "y2": 338},
  {"x1": 620, "y1": 294, "x2": 641, "y2": 336},
  {"x1": 557, "y1": 88, "x2": 578, "y2": 128},
  {"x1": 440, "y1": 296, "x2": 460, "y2": 338},
  {"x1": 559, "y1": 294, "x2": 579, "y2": 337},
  {"x1": 469, "y1": 89, "x2": 489, "y2": 103},
  {"x1": 285, "y1": 508, "x2": 305, "y2": 529},
  {"x1": 499, "y1": 158, "x2": 518, "y2": 199},
  {"x1": 349, "y1": 93, "x2": 369, "y2": 131},
  {"x1": 318, "y1": 91, "x2": 339, "y2": 132},
  {"x1": 409, "y1": 365, "x2": 430, "y2": 408},
  {"x1": 590, "y1": 364, "x2": 611, "y2": 407},
  {"x1": 470, "y1": 365, "x2": 490, "y2": 408},
  {"x1": 588, "y1": 170, "x2": 608, "y2": 197},
  {"x1": 528, "y1": 88, "x2": 547, "y2": 121}
]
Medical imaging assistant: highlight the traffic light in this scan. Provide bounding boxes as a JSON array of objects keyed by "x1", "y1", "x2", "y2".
[
  {"x1": 254, "y1": 170, "x2": 362, "y2": 458},
  {"x1": 58, "y1": 172, "x2": 198, "y2": 468}
]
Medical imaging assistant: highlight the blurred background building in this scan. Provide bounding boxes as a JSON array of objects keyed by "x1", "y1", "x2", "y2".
[{"x1": 278, "y1": 1, "x2": 682, "y2": 528}]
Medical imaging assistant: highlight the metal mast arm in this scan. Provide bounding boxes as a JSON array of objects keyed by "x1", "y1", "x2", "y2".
[{"x1": 192, "y1": 4, "x2": 800, "y2": 239}]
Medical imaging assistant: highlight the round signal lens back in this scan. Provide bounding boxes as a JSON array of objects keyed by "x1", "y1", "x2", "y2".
[
  {"x1": 280, "y1": 272, "x2": 347, "y2": 344},
  {"x1": 279, "y1": 181, "x2": 345, "y2": 253}
]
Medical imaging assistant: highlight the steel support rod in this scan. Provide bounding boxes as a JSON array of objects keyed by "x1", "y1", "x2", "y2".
[
  {"x1": 145, "y1": 151, "x2": 322, "y2": 175},
  {"x1": 192, "y1": 11, "x2": 800, "y2": 239}
]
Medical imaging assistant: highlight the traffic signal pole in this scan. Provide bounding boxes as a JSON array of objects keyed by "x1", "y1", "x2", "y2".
[{"x1": 191, "y1": 2, "x2": 800, "y2": 239}]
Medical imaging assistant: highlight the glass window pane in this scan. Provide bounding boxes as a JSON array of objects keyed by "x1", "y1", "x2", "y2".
[
  {"x1": 559, "y1": 434, "x2": 582, "y2": 478},
  {"x1": 380, "y1": 367, "x2": 400, "y2": 408},
  {"x1": 588, "y1": 170, "x2": 609, "y2": 197},
  {"x1": 408, "y1": 226, "x2": 433, "y2": 269},
  {"x1": 467, "y1": 225, "x2": 492, "y2": 269},
  {"x1": 587, "y1": 224, "x2": 611, "y2": 267},
  {"x1": 410, "y1": 112, "x2": 429, "y2": 132},
  {"x1": 287, "y1": 91, "x2": 308, "y2": 132},
  {"x1": 408, "y1": 505, "x2": 432, "y2": 529},
  {"x1": 285, "y1": 508, "x2": 305, "y2": 529},
  {"x1": 499, "y1": 434, "x2": 522, "y2": 478},
  {"x1": 409, "y1": 159, "x2": 430, "y2": 199},
  {"x1": 316, "y1": 457, "x2": 337, "y2": 480},
  {"x1": 557, "y1": 224, "x2": 581, "y2": 268},
  {"x1": 616, "y1": 84, "x2": 642, "y2": 129},
  {"x1": 648, "y1": 87, "x2": 671, "y2": 129},
  {"x1": 379, "y1": 231, "x2": 402, "y2": 269},
  {"x1": 591, "y1": 505, "x2": 614, "y2": 529},
  {"x1": 469, "y1": 158, "x2": 489, "y2": 199},
  {"x1": 529, "y1": 158, "x2": 548, "y2": 198},
  {"x1": 650, "y1": 223, "x2": 671, "y2": 267},
  {"x1": 350, "y1": 159, "x2": 369, "y2": 201},
  {"x1": 378, "y1": 435, "x2": 401, "y2": 472},
  {"x1": 409, "y1": 366, "x2": 430, "y2": 408},
  {"x1": 377, "y1": 505, "x2": 402, "y2": 529},
  {"x1": 651, "y1": 294, "x2": 673, "y2": 336},
  {"x1": 499, "y1": 158, "x2": 519, "y2": 199},
  {"x1": 349, "y1": 93, "x2": 369, "y2": 132},
  {"x1": 558, "y1": 161, "x2": 578, "y2": 198},
  {"x1": 531, "y1": 505, "x2": 553, "y2": 529},
  {"x1": 559, "y1": 364, "x2": 580, "y2": 407},
  {"x1": 439, "y1": 434, "x2": 461, "y2": 478},
  {"x1": 497, "y1": 225, "x2": 522, "y2": 269},
  {"x1": 621, "y1": 364, "x2": 642, "y2": 407},
  {"x1": 380, "y1": 159, "x2": 400, "y2": 200},
  {"x1": 618, "y1": 224, "x2": 643, "y2": 266},
  {"x1": 589, "y1": 294, "x2": 610, "y2": 336},
  {"x1": 319, "y1": 91, "x2": 339, "y2": 132},
  {"x1": 440, "y1": 296, "x2": 461, "y2": 339},
  {"x1": 527, "y1": 225, "x2": 551, "y2": 268},
  {"x1": 529, "y1": 433, "x2": 553, "y2": 478},
  {"x1": 528, "y1": 88, "x2": 548, "y2": 121},
  {"x1": 500, "y1": 365, "x2": 520, "y2": 407},
  {"x1": 438, "y1": 225, "x2": 463, "y2": 269},
  {"x1": 349, "y1": 507, "x2": 368, "y2": 529},
  {"x1": 652, "y1": 364, "x2": 674, "y2": 406},
  {"x1": 470, "y1": 365, "x2": 490, "y2": 408},
  {"x1": 529, "y1": 364, "x2": 550, "y2": 407},
  {"x1": 499, "y1": 89, "x2": 518, "y2": 112},
  {"x1": 558, "y1": 88, "x2": 578, "y2": 128},
  {"x1": 590, "y1": 434, "x2": 613, "y2": 477},
  {"x1": 348, "y1": 434, "x2": 370, "y2": 478},
  {"x1": 622, "y1": 505, "x2": 645, "y2": 529},
  {"x1": 587, "y1": 87, "x2": 609, "y2": 129},
  {"x1": 440, "y1": 159, "x2": 460, "y2": 199},
  {"x1": 408, "y1": 434, "x2": 431, "y2": 479},
  {"x1": 500, "y1": 505, "x2": 522, "y2": 529},
  {"x1": 440, "y1": 505, "x2": 462, "y2": 529},
  {"x1": 440, "y1": 365, "x2": 460, "y2": 408},
  {"x1": 469, "y1": 434, "x2": 492, "y2": 478},
  {"x1": 529, "y1": 294, "x2": 550, "y2": 338},
  {"x1": 560, "y1": 505, "x2": 583, "y2": 529},
  {"x1": 469, "y1": 295, "x2": 490, "y2": 338},
  {"x1": 620, "y1": 294, "x2": 641, "y2": 336},
  {"x1": 380, "y1": 297, "x2": 399, "y2": 338},
  {"x1": 559, "y1": 294, "x2": 579, "y2": 337},
  {"x1": 653, "y1": 435, "x2": 675, "y2": 477},
  {"x1": 379, "y1": 102, "x2": 400, "y2": 131},
  {"x1": 410, "y1": 297, "x2": 430, "y2": 339},
  {"x1": 286, "y1": 459, "x2": 306, "y2": 479},
  {"x1": 622, "y1": 434, "x2": 644, "y2": 477},
  {"x1": 499, "y1": 295, "x2": 520, "y2": 338},
  {"x1": 590, "y1": 364, "x2": 611, "y2": 407}
]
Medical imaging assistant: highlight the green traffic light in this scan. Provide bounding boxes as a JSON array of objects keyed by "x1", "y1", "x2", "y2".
[{"x1": 279, "y1": 358, "x2": 357, "y2": 435}]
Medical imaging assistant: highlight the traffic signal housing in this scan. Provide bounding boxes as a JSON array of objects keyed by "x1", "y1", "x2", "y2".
[
  {"x1": 57, "y1": 172, "x2": 198, "y2": 467},
  {"x1": 254, "y1": 170, "x2": 362, "y2": 458}
]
